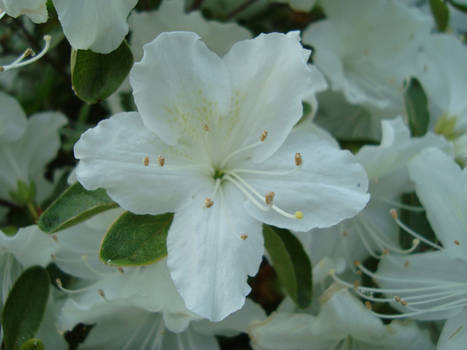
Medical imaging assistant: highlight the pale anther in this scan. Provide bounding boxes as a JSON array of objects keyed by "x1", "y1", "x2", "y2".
[
  {"x1": 295, "y1": 211, "x2": 303, "y2": 219},
  {"x1": 204, "y1": 197, "x2": 214, "y2": 208},
  {"x1": 365, "y1": 301, "x2": 372, "y2": 310},
  {"x1": 117, "y1": 267, "x2": 124, "y2": 273},
  {"x1": 158, "y1": 155, "x2": 165, "y2": 167},
  {"x1": 203, "y1": 124, "x2": 209, "y2": 131},
  {"x1": 260, "y1": 130, "x2": 268, "y2": 142},
  {"x1": 240, "y1": 234, "x2": 248, "y2": 240},
  {"x1": 98, "y1": 289, "x2": 106, "y2": 298},
  {"x1": 56, "y1": 278, "x2": 63, "y2": 287},
  {"x1": 455, "y1": 240, "x2": 460, "y2": 245},
  {"x1": 390, "y1": 208, "x2": 398, "y2": 220},
  {"x1": 265, "y1": 192, "x2": 275, "y2": 206},
  {"x1": 295, "y1": 152, "x2": 302, "y2": 166},
  {"x1": 143, "y1": 156, "x2": 149, "y2": 166}
]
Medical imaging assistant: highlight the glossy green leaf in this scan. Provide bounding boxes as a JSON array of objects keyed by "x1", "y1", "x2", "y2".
[
  {"x1": 403, "y1": 77, "x2": 430, "y2": 137},
  {"x1": 263, "y1": 225, "x2": 312, "y2": 308},
  {"x1": 19, "y1": 339, "x2": 44, "y2": 350},
  {"x1": 100, "y1": 212, "x2": 173, "y2": 266},
  {"x1": 71, "y1": 41, "x2": 133, "y2": 104},
  {"x1": 1, "y1": 267, "x2": 50, "y2": 350},
  {"x1": 430, "y1": 0, "x2": 450, "y2": 31},
  {"x1": 38, "y1": 182, "x2": 118, "y2": 233}
]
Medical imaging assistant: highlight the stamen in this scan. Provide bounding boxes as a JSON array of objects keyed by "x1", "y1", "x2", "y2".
[
  {"x1": 265, "y1": 192, "x2": 275, "y2": 206},
  {"x1": 260, "y1": 130, "x2": 268, "y2": 142},
  {"x1": 390, "y1": 209, "x2": 442, "y2": 250},
  {"x1": 81, "y1": 255, "x2": 109, "y2": 278},
  {"x1": 158, "y1": 155, "x2": 165, "y2": 167},
  {"x1": 204, "y1": 197, "x2": 214, "y2": 208},
  {"x1": 143, "y1": 156, "x2": 149, "y2": 166},
  {"x1": 55, "y1": 278, "x2": 95, "y2": 295},
  {"x1": 374, "y1": 195, "x2": 425, "y2": 212},
  {"x1": 295, "y1": 152, "x2": 302, "y2": 166},
  {"x1": 220, "y1": 131, "x2": 269, "y2": 168},
  {"x1": 1, "y1": 35, "x2": 51, "y2": 72}
]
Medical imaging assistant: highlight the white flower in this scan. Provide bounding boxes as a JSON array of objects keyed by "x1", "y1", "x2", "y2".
[
  {"x1": 0, "y1": 226, "x2": 66, "y2": 348},
  {"x1": 297, "y1": 118, "x2": 449, "y2": 275},
  {"x1": 249, "y1": 285, "x2": 434, "y2": 350},
  {"x1": 302, "y1": 0, "x2": 432, "y2": 112},
  {"x1": 0, "y1": 93, "x2": 67, "y2": 204},
  {"x1": 75, "y1": 31, "x2": 369, "y2": 321},
  {"x1": 108, "y1": 0, "x2": 252, "y2": 114},
  {"x1": 51, "y1": 0, "x2": 138, "y2": 54},
  {"x1": 0, "y1": 0, "x2": 47, "y2": 23}
]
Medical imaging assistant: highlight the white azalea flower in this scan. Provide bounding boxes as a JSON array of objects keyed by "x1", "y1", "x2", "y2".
[
  {"x1": 0, "y1": 93, "x2": 67, "y2": 204},
  {"x1": 0, "y1": 226, "x2": 66, "y2": 348},
  {"x1": 415, "y1": 34, "x2": 467, "y2": 161},
  {"x1": 302, "y1": 0, "x2": 432, "y2": 112},
  {"x1": 108, "y1": 0, "x2": 252, "y2": 114},
  {"x1": 297, "y1": 117, "x2": 449, "y2": 276},
  {"x1": 51, "y1": 0, "x2": 138, "y2": 54},
  {"x1": 75, "y1": 31, "x2": 369, "y2": 321},
  {"x1": 0, "y1": 0, "x2": 47, "y2": 23},
  {"x1": 249, "y1": 285, "x2": 434, "y2": 350}
]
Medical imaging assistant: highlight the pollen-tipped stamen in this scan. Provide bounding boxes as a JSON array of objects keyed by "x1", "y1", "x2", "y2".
[{"x1": 1, "y1": 35, "x2": 51, "y2": 72}]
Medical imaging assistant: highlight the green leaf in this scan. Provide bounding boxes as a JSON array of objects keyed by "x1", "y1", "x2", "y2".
[
  {"x1": 19, "y1": 339, "x2": 44, "y2": 350},
  {"x1": 1, "y1": 266, "x2": 50, "y2": 350},
  {"x1": 447, "y1": 0, "x2": 467, "y2": 13},
  {"x1": 37, "y1": 182, "x2": 118, "y2": 233},
  {"x1": 100, "y1": 212, "x2": 173, "y2": 266},
  {"x1": 430, "y1": 0, "x2": 450, "y2": 31},
  {"x1": 71, "y1": 41, "x2": 133, "y2": 104},
  {"x1": 403, "y1": 77, "x2": 430, "y2": 137},
  {"x1": 263, "y1": 225, "x2": 312, "y2": 308}
]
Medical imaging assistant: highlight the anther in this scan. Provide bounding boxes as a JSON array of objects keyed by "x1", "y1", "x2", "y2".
[
  {"x1": 240, "y1": 234, "x2": 248, "y2": 240},
  {"x1": 390, "y1": 208, "x2": 398, "y2": 220},
  {"x1": 52, "y1": 235, "x2": 58, "y2": 242},
  {"x1": 98, "y1": 289, "x2": 106, "y2": 298},
  {"x1": 203, "y1": 124, "x2": 209, "y2": 132},
  {"x1": 365, "y1": 301, "x2": 372, "y2": 310},
  {"x1": 265, "y1": 192, "x2": 275, "y2": 206},
  {"x1": 342, "y1": 231, "x2": 348, "y2": 237},
  {"x1": 295, "y1": 152, "x2": 302, "y2": 166},
  {"x1": 56, "y1": 278, "x2": 63, "y2": 288},
  {"x1": 455, "y1": 240, "x2": 460, "y2": 245},
  {"x1": 24, "y1": 48, "x2": 34, "y2": 58},
  {"x1": 404, "y1": 260, "x2": 409, "y2": 268},
  {"x1": 0, "y1": 66, "x2": 4, "y2": 72},
  {"x1": 353, "y1": 280, "x2": 360, "y2": 289},
  {"x1": 260, "y1": 130, "x2": 268, "y2": 142},
  {"x1": 158, "y1": 155, "x2": 165, "y2": 167},
  {"x1": 382, "y1": 248, "x2": 389, "y2": 256},
  {"x1": 295, "y1": 211, "x2": 303, "y2": 219},
  {"x1": 117, "y1": 267, "x2": 124, "y2": 274},
  {"x1": 354, "y1": 260, "x2": 361, "y2": 267},
  {"x1": 143, "y1": 156, "x2": 149, "y2": 166},
  {"x1": 204, "y1": 197, "x2": 214, "y2": 208}
]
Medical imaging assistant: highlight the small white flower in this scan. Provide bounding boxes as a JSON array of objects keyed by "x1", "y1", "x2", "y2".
[
  {"x1": 75, "y1": 31, "x2": 369, "y2": 321},
  {"x1": 0, "y1": 0, "x2": 48, "y2": 23},
  {"x1": 0, "y1": 93, "x2": 67, "y2": 203},
  {"x1": 51, "y1": 0, "x2": 138, "y2": 54},
  {"x1": 303, "y1": 0, "x2": 432, "y2": 112},
  {"x1": 249, "y1": 285, "x2": 434, "y2": 350}
]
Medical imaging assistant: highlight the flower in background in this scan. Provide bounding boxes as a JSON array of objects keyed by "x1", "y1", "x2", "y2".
[{"x1": 0, "y1": 0, "x2": 47, "y2": 23}]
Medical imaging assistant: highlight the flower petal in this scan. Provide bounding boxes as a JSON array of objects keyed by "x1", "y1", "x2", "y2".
[
  {"x1": 241, "y1": 123, "x2": 369, "y2": 231},
  {"x1": 0, "y1": 92, "x2": 27, "y2": 142},
  {"x1": 408, "y1": 147, "x2": 467, "y2": 255},
  {"x1": 130, "y1": 31, "x2": 232, "y2": 146},
  {"x1": 221, "y1": 32, "x2": 313, "y2": 162},
  {"x1": 52, "y1": 0, "x2": 137, "y2": 53},
  {"x1": 438, "y1": 308, "x2": 467, "y2": 350},
  {"x1": 74, "y1": 112, "x2": 212, "y2": 215},
  {"x1": 167, "y1": 182, "x2": 264, "y2": 321},
  {"x1": 0, "y1": 0, "x2": 48, "y2": 23}
]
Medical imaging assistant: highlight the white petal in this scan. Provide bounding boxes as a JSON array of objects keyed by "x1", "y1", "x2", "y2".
[
  {"x1": 36, "y1": 295, "x2": 68, "y2": 349},
  {"x1": 0, "y1": 0, "x2": 48, "y2": 23},
  {"x1": 356, "y1": 117, "x2": 450, "y2": 180},
  {"x1": 0, "y1": 112, "x2": 66, "y2": 201},
  {"x1": 0, "y1": 92, "x2": 27, "y2": 142},
  {"x1": 242, "y1": 124, "x2": 369, "y2": 231},
  {"x1": 167, "y1": 182, "x2": 264, "y2": 321},
  {"x1": 0, "y1": 226, "x2": 57, "y2": 267},
  {"x1": 377, "y1": 251, "x2": 467, "y2": 320},
  {"x1": 222, "y1": 32, "x2": 313, "y2": 162},
  {"x1": 408, "y1": 147, "x2": 467, "y2": 255},
  {"x1": 74, "y1": 112, "x2": 212, "y2": 215},
  {"x1": 130, "y1": 31, "x2": 232, "y2": 146},
  {"x1": 129, "y1": 0, "x2": 251, "y2": 61},
  {"x1": 52, "y1": 0, "x2": 137, "y2": 53},
  {"x1": 438, "y1": 309, "x2": 467, "y2": 350}
]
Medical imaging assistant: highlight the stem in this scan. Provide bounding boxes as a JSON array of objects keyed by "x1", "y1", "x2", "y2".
[
  {"x1": 226, "y1": 0, "x2": 259, "y2": 19},
  {"x1": 26, "y1": 201, "x2": 39, "y2": 222}
]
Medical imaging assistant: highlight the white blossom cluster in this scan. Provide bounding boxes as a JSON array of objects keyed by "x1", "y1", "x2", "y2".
[{"x1": 1, "y1": 0, "x2": 467, "y2": 349}]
